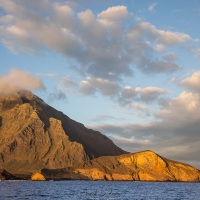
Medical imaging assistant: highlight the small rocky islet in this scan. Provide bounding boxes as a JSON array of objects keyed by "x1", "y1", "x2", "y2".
[{"x1": 0, "y1": 91, "x2": 200, "y2": 182}]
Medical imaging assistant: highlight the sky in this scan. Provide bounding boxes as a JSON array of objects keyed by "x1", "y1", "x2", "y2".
[{"x1": 0, "y1": 0, "x2": 200, "y2": 168}]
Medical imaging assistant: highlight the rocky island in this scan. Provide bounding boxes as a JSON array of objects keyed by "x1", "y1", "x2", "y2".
[{"x1": 0, "y1": 91, "x2": 200, "y2": 182}]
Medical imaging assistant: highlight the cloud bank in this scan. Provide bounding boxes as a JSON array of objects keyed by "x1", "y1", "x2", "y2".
[
  {"x1": 0, "y1": 0, "x2": 196, "y2": 83},
  {"x1": 181, "y1": 71, "x2": 200, "y2": 93}
]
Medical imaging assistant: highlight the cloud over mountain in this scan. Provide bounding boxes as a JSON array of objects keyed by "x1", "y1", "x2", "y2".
[{"x1": 0, "y1": 69, "x2": 45, "y2": 96}]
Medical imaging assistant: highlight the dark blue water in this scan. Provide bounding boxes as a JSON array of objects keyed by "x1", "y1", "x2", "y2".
[{"x1": 0, "y1": 181, "x2": 200, "y2": 200}]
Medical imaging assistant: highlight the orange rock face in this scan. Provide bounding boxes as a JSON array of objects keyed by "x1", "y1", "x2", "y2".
[
  {"x1": 74, "y1": 150, "x2": 200, "y2": 182},
  {"x1": 31, "y1": 172, "x2": 46, "y2": 181},
  {"x1": 74, "y1": 168, "x2": 112, "y2": 181},
  {"x1": 111, "y1": 173, "x2": 133, "y2": 181}
]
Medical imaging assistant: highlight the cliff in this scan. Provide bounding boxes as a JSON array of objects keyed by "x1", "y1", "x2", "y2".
[
  {"x1": 73, "y1": 150, "x2": 200, "y2": 182},
  {"x1": 0, "y1": 90, "x2": 125, "y2": 175}
]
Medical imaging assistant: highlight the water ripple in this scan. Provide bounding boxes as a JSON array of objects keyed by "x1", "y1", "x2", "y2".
[{"x1": 0, "y1": 181, "x2": 200, "y2": 200}]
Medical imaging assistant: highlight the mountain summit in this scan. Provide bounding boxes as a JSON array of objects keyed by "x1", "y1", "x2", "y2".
[{"x1": 0, "y1": 90, "x2": 125, "y2": 174}]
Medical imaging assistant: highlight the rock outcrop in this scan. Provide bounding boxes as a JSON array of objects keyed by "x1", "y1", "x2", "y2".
[
  {"x1": 0, "y1": 91, "x2": 125, "y2": 175},
  {"x1": 31, "y1": 172, "x2": 46, "y2": 181},
  {"x1": 41, "y1": 168, "x2": 90, "y2": 180},
  {"x1": 0, "y1": 169, "x2": 17, "y2": 180},
  {"x1": 73, "y1": 150, "x2": 200, "y2": 182}
]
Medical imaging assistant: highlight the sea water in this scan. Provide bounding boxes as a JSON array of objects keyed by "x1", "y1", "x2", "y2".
[{"x1": 0, "y1": 181, "x2": 200, "y2": 200}]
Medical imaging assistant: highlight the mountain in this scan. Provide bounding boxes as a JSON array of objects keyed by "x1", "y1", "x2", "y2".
[
  {"x1": 71, "y1": 150, "x2": 200, "y2": 182},
  {"x1": 0, "y1": 91, "x2": 200, "y2": 182},
  {"x1": 0, "y1": 90, "x2": 125, "y2": 175}
]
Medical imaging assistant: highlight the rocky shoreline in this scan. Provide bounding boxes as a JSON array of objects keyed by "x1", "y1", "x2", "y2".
[{"x1": 1, "y1": 150, "x2": 200, "y2": 182}]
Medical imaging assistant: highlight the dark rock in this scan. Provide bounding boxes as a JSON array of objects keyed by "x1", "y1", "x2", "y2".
[
  {"x1": 0, "y1": 169, "x2": 17, "y2": 180},
  {"x1": 41, "y1": 168, "x2": 90, "y2": 180}
]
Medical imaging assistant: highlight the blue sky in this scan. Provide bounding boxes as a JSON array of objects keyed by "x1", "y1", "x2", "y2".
[{"x1": 1, "y1": 0, "x2": 200, "y2": 168}]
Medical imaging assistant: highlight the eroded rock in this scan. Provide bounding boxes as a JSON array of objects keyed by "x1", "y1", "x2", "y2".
[
  {"x1": 73, "y1": 150, "x2": 200, "y2": 182},
  {"x1": 31, "y1": 172, "x2": 46, "y2": 181},
  {"x1": 0, "y1": 169, "x2": 17, "y2": 180},
  {"x1": 0, "y1": 91, "x2": 125, "y2": 175}
]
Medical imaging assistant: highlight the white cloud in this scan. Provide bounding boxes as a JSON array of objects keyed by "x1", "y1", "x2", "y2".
[
  {"x1": 156, "y1": 91, "x2": 200, "y2": 123},
  {"x1": 6, "y1": 25, "x2": 28, "y2": 37},
  {"x1": 0, "y1": 69, "x2": 45, "y2": 96},
  {"x1": 148, "y1": 60, "x2": 182, "y2": 74},
  {"x1": 120, "y1": 85, "x2": 168, "y2": 104},
  {"x1": 181, "y1": 71, "x2": 200, "y2": 93},
  {"x1": 127, "y1": 103, "x2": 146, "y2": 110},
  {"x1": 128, "y1": 22, "x2": 191, "y2": 45},
  {"x1": 78, "y1": 9, "x2": 96, "y2": 27},
  {"x1": 80, "y1": 77, "x2": 120, "y2": 96},
  {"x1": 154, "y1": 44, "x2": 165, "y2": 52},
  {"x1": 53, "y1": 2, "x2": 74, "y2": 17},
  {"x1": 148, "y1": 3, "x2": 157, "y2": 12},
  {"x1": 157, "y1": 29, "x2": 191, "y2": 45},
  {"x1": 97, "y1": 6, "x2": 129, "y2": 21},
  {"x1": 0, "y1": 1, "x2": 194, "y2": 80},
  {"x1": 126, "y1": 22, "x2": 189, "y2": 74},
  {"x1": 135, "y1": 86, "x2": 167, "y2": 95}
]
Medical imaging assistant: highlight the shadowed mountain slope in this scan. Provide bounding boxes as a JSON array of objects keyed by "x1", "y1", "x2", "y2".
[{"x1": 0, "y1": 91, "x2": 126, "y2": 174}]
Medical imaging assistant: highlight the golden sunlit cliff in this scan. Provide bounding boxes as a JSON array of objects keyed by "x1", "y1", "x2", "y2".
[{"x1": 73, "y1": 150, "x2": 200, "y2": 182}]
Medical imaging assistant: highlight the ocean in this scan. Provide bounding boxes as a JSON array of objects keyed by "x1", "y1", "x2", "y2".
[{"x1": 0, "y1": 180, "x2": 200, "y2": 200}]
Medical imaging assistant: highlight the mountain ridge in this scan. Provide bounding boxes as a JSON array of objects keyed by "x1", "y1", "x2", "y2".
[
  {"x1": 0, "y1": 90, "x2": 200, "y2": 182},
  {"x1": 0, "y1": 90, "x2": 126, "y2": 174}
]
